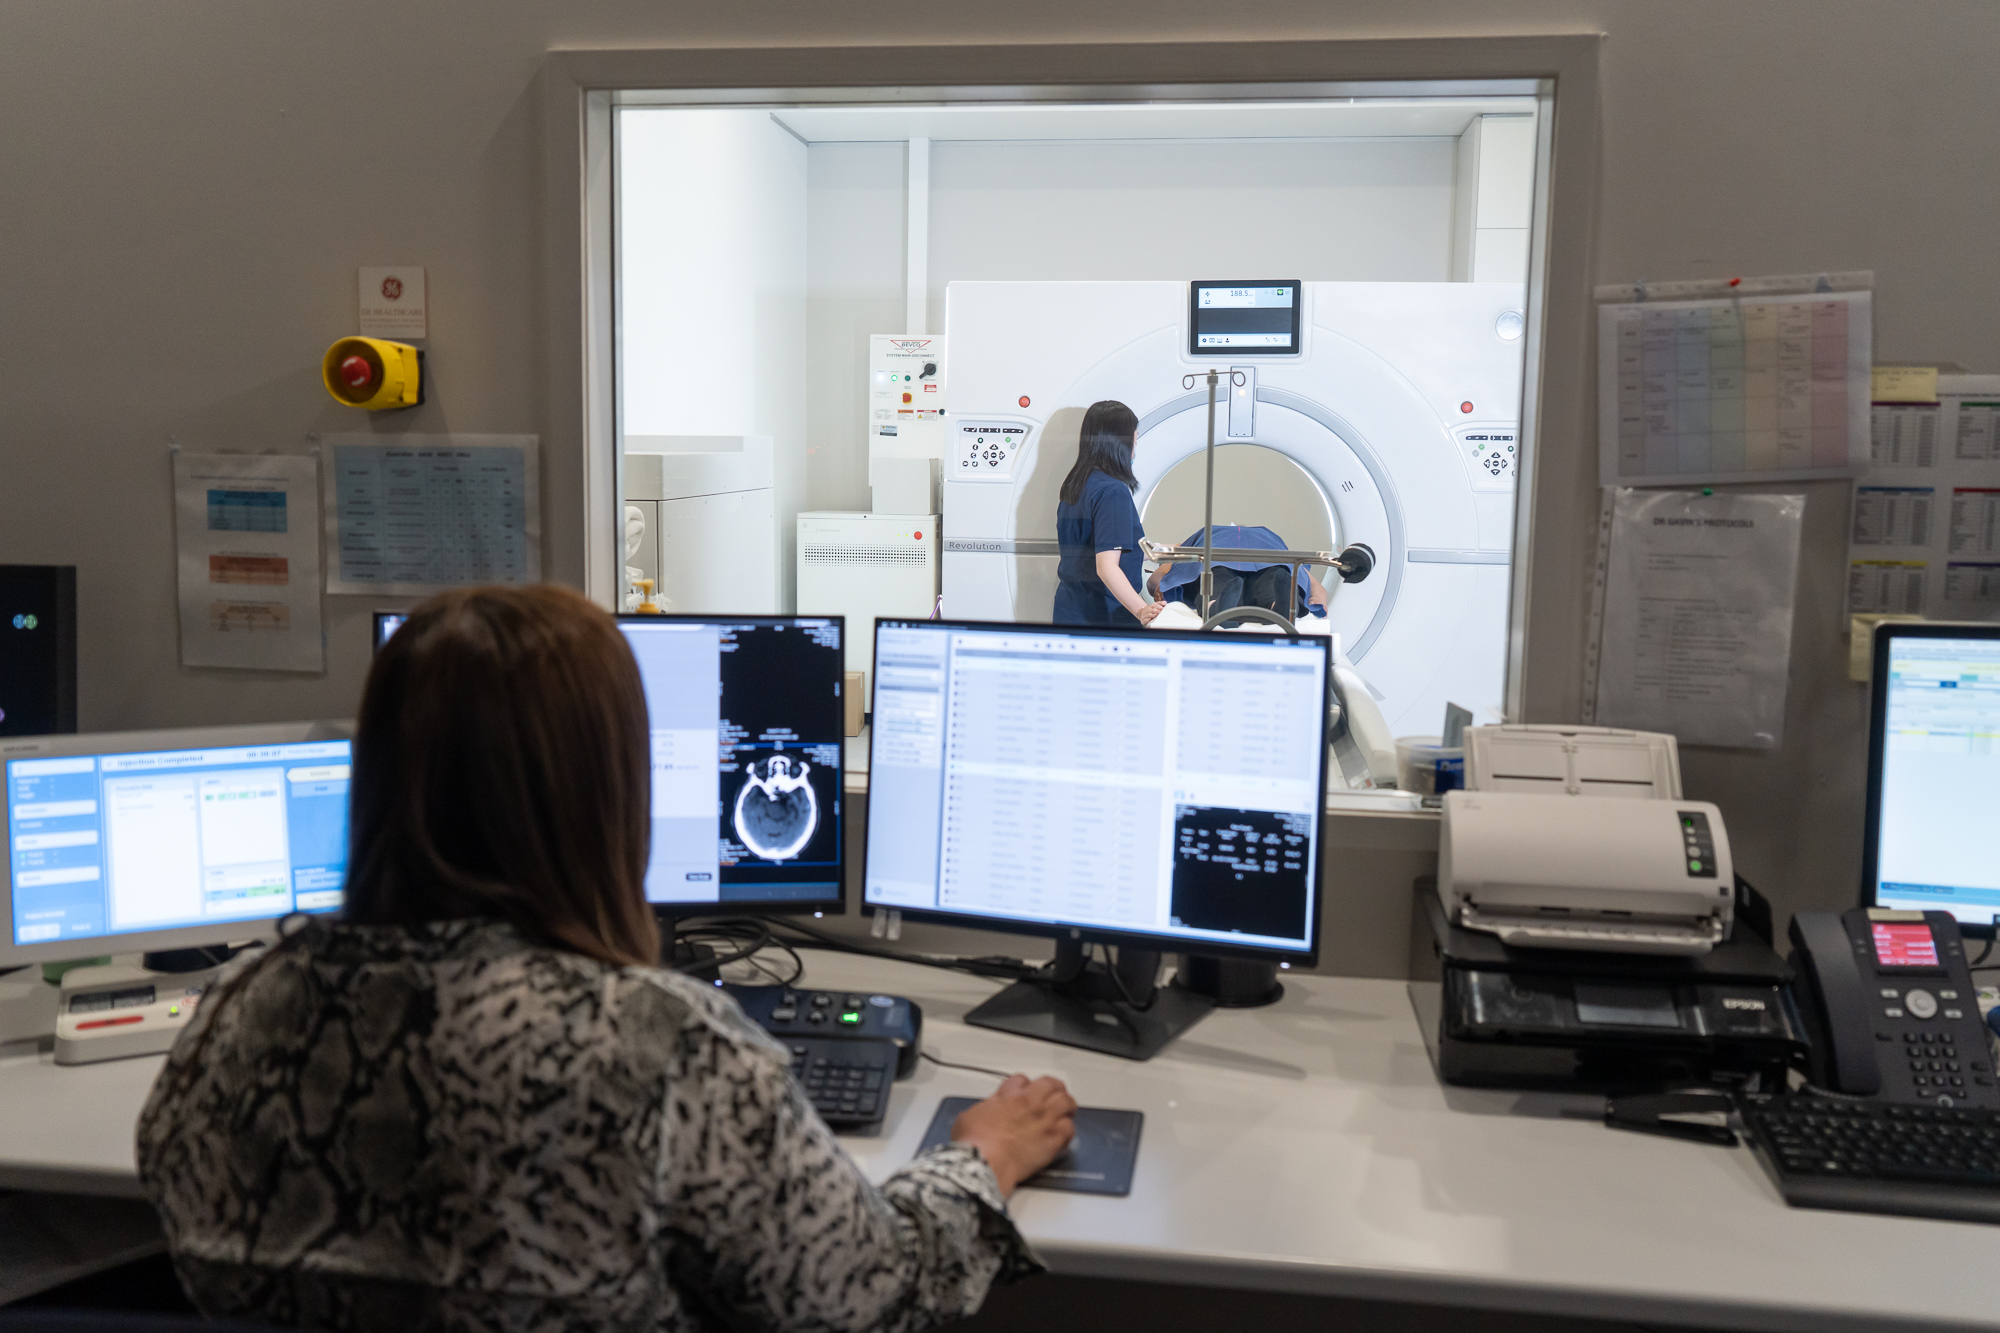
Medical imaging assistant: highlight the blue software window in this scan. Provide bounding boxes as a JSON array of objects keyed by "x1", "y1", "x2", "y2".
[{"x1": 7, "y1": 740, "x2": 350, "y2": 949}]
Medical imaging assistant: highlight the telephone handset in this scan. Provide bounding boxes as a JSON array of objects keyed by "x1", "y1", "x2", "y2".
[{"x1": 1787, "y1": 907, "x2": 1998, "y2": 1109}]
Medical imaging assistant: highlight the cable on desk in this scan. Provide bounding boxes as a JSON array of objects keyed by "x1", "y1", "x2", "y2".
[
  {"x1": 753, "y1": 917, "x2": 1039, "y2": 984},
  {"x1": 920, "y1": 1050, "x2": 1017, "y2": 1082}
]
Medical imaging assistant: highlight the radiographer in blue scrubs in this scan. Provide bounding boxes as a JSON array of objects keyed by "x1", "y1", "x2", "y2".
[{"x1": 1053, "y1": 400, "x2": 1166, "y2": 626}]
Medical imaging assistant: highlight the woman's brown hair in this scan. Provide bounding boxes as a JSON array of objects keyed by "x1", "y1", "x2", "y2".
[{"x1": 343, "y1": 584, "x2": 660, "y2": 967}]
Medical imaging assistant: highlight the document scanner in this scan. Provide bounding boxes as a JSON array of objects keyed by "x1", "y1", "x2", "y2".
[
  {"x1": 1439, "y1": 725, "x2": 1732, "y2": 956},
  {"x1": 1440, "y1": 791, "x2": 1734, "y2": 955},
  {"x1": 1413, "y1": 726, "x2": 1802, "y2": 1094}
]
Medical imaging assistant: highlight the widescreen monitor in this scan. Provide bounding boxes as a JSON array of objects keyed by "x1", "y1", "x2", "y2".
[
  {"x1": 863, "y1": 618, "x2": 1328, "y2": 964},
  {"x1": 2, "y1": 722, "x2": 351, "y2": 966},
  {"x1": 1864, "y1": 623, "x2": 2000, "y2": 936},
  {"x1": 617, "y1": 616, "x2": 846, "y2": 915}
]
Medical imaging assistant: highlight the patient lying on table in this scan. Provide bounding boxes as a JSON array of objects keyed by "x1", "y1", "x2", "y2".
[{"x1": 1147, "y1": 525, "x2": 1330, "y2": 621}]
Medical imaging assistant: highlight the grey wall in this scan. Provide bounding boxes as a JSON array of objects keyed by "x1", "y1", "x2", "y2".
[{"x1": 4, "y1": 1, "x2": 1998, "y2": 964}]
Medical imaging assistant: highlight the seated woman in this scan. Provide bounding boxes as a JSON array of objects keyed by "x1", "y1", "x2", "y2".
[
  {"x1": 137, "y1": 585, "x2": 1075, "y2": 1332},
  {"x1": 1149, "y1": 524, "x2": 1330, "y2": 621}
]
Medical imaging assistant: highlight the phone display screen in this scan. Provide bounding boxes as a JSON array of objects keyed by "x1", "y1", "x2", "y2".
[{"x1": 1871, "y1": 921, "x2": 1940, "y2": 968}]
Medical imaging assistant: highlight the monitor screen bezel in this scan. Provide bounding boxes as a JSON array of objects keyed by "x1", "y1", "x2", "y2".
[
  {"x1": 0, "y1": 719, "x2": 355, "y2": 966},
  {"x1": 616, "y1": 613, "x2": 848, "y2": 919},
  {"x1": 861, "y1": 617, "x2": 1328, "y2": 967},
  {"x1": 1863, "y1": 621, "x2": 2000, "y2": 939},
  {"x1": 1186, "y1": 279, "x2": 1305, "y2": 358}
]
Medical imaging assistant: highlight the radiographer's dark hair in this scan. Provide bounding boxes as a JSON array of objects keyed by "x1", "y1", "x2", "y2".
[
  {"x1": 341, "y1": 584, "x2": 660, "y2": 967},
  {"x1": 1059, "y1": 400, "x2": 1139, "y2": 506}
]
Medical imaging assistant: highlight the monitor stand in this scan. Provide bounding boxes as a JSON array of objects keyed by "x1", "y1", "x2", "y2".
[{"x1": 963, "y1": 938, "x2": 1215, "y2": 1061}]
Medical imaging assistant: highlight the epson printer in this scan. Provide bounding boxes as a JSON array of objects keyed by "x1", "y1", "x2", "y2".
[{"x1": 1411, "y1": 725, "x2": 1806, "y2": 1093}]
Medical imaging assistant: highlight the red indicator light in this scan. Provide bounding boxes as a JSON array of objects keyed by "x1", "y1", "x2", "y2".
[
  {"x1": 1019, "y1": 396, "x2": 1031, "y2": 408},
  {"x1": 76, "y1": 1015, "x2": 144, "y2": 1031},
  {"x1": 340, "y1": 355, "x2": 376, "y2": 389},
  {"x1": 914, "y1": 531, "x2": 923, "y2": 540},
  {"x1": 1460, "y1": 401, "x2": 1474, "y2": 414}
]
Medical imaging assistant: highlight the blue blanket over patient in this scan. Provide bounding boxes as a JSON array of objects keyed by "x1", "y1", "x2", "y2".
[{"x1": 1155, "y1": 526, "x2": 1325, "y2": 617}]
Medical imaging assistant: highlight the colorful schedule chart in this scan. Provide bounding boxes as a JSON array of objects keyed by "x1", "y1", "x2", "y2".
[
  {"x1": 1598, "y1": 290, "x2": 1872, "y2": 486},
  {"x1": 1844, "y1": 376, "x2": 2000, "y2": 620}
]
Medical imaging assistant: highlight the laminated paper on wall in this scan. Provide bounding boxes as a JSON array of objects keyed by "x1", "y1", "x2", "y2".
[
  {"x1": 173, "y1": 452, "x2": 325, "y2": 673},
  {"x1": 1592, "y1": 488, "x2": 1805, "y2": 750}
]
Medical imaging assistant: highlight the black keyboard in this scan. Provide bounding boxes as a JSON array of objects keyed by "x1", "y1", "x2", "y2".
[
  {"x1": 1742, "y1": 1096, "x2": 2000, "y2": 1224},
  {"x1": 784, "y1": 1036, "x2": 899, "y2": 1133}
]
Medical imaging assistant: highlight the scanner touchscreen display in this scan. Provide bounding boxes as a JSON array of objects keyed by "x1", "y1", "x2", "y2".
[{"x1": 865, "y1": 621, "x2": 1327, "y2": 956}]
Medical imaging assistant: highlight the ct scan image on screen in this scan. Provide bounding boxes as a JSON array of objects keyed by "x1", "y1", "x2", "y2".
[{"x1": 619, "y1": 617, "x2": 843, "y2": 908}]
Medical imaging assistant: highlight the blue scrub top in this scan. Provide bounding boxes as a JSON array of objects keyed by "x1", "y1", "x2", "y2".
[
  {"x1": 1054, "y1": 470, "x2": 1144, "y2": 623},
  {"x1": 1156, "y1": 525, "x2": 1325, "y2": 618}
]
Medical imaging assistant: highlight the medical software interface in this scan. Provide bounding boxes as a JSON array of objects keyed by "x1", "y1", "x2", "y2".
[
  {"x1": 1190, "y1": 282, "x2": 1299, "y2": 353},
  {"x1": 7, "y1": 740, "x2": 351, "y2": 950},
  {"x1": 619, "y1": 618, "x2": 844, "y2": 906},
  {"x1": 1874, "y1": 634, "x2": 2000, "y2": 926},
  {"x1": 865, "y1": 623, "x2": 1327, "y2": 954}
]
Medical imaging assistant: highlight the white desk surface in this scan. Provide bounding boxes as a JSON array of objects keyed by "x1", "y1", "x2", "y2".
[{"x1": 1, "y1": 950, "x2": 1994, "y2": 1332}]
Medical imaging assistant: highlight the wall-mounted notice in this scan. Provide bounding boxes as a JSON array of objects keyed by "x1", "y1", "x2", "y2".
[
  {"x1": 358, "y1": 266, "x2": 427, "y2": 340},
  {"x1": 322, "y1": 435, "x2": 539, "y2": 595},
  {"x1": 1592, "y1": 488, "x2": 1805, "y2": 749},
  {"x1": 1596, "y1": 276, "x2": 1873, "y2": 488},
  {"x1": 1844, "y1": 374, "x2": 2000, "y2": 619},
  {"x1": 172, "y1": 452, "x2": 325, "y2": 672}
]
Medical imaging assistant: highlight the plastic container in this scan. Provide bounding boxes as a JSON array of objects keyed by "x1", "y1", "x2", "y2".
[{"x1": 1394, "y1": 736, "x2": 1464, "y2": 796}]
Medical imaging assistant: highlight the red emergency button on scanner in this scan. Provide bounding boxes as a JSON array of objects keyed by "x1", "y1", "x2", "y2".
[
  {"x1": 341, "y1": 355, "x2": 377, "y2": 390},
  {"x1": 1019, "y1": 396, "x2": 1031, "y2": 408},
  {"x1": 1460, "y1": 401, "x2": 1474, "y2": 414}
]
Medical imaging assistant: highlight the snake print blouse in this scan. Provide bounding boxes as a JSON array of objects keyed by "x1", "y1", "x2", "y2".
[{"x1": 135, "y1": 919, "x2": 1040, "y2": 1332}]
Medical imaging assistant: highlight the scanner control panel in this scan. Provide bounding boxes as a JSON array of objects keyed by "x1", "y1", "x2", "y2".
[
  {"x1": 1454, "y1": 424, "x2": 1518, "y2": 490},
  {"x1": 953, "y1": 421, "x2": 1027, "y2": 483}
]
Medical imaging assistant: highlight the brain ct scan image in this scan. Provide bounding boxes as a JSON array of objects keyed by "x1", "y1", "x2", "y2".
[{"x1": 732, "y1": 755, "x2": 820, "y2": 861}]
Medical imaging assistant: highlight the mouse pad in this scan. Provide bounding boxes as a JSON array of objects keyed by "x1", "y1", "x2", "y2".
[{"x1": 916, "y1": 1097, "x2": 1143, "y2": 1196}]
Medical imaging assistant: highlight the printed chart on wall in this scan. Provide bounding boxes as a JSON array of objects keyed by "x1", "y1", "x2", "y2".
[
  {"x1": 322, "y1": 435, "x2": 540, "y2": 595},
  {"x1": 1596, "y1": 276, "x2": 1873, "y2": 488},
  {"x1": 1846, "y1": 373, "x2": 2000, "y2": 620},
  {"x1": 1590, "y1": 488, "x2": 1805, "y2": 749},
  {"x1": 172, "y1": 453, "x2": 325, "y2": 672}
]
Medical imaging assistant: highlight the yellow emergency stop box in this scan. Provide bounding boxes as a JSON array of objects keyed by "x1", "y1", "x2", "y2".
[{"x1": 321, "y1": 337, "x2": 423, "y2": 411}]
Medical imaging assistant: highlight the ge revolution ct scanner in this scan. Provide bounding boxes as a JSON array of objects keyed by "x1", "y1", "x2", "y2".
[{"x1": 941, "y1": 281, "x2": 1525, "y2": 736}]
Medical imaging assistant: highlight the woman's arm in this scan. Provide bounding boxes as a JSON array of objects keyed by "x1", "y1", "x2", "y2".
[
  {"x1": 1097, "y1": 550, "x2": 1164, "y2": 625},
  {"x1": 660, "y1": 1000, "x2": 1067, "y2": 1333}
]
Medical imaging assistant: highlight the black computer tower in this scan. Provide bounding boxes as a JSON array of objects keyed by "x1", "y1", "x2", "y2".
[{"x1": 0, "y1": 565, "x2": 77, "y2": 735}]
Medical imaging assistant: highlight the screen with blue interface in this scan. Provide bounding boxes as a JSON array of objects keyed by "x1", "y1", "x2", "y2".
[
  {"x1": 1873, "y1": 632, "x2": 2000, "y2": 926},
  {"x1": 864, "y1": 621, "x2": 1327, "y2": 955},
  {"x1": 6, "y1": 739, "x2": 350, "y2": 950},
  {"x1": 618, "y1": 617, "x2": 844, "y2": 909}
]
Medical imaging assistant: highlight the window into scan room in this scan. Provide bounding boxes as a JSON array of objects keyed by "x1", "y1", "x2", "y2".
[{"x1": 610, "y1": 91, "x2": 1545, "y2": 792}]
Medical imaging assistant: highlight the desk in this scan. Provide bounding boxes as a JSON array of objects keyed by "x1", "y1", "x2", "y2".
[{"x1": 1, "y1": 951, "x2": 1994, "y2": 1332}]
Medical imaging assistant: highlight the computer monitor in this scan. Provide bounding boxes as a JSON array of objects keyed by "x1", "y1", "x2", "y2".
[
  {"x1": 1, "y1": 722, "x2": 352, "y2": 966},
  {"x1": 1864, "y1": 623, "x2": 2000, "y2": 937},
  {"x1": 864, "y1": 618, "x2": 1329, "y2": 1057},
  {"x1": 0, "y1": 565, "x2": 77, "y2": 736},
  {"x1": 617, "y1": 616, "x2": 846, "y2": 916},
  {"x1": 372, "y1": 611, "x2": 406, "y2": 653}
]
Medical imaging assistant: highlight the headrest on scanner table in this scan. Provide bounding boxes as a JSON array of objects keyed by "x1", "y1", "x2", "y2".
[{"x1": 1438, "y1": 791, "x2": 1735, "y2": 955}]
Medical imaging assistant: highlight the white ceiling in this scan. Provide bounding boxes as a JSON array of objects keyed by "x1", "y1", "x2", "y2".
[{"x1": 769, "y1": 99, "x2": 1535, "y2": 145}]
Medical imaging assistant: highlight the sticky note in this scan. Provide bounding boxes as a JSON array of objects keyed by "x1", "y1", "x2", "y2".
[{"x1": 1871, "y1": 366, "x2": 1939, "y2": 404}]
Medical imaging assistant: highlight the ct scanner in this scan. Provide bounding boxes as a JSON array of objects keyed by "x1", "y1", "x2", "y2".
[{"x1": 940, "y1": 280, "x2": 1525, "y2": 736}]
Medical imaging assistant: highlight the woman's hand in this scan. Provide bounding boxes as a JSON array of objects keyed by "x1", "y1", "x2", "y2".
[
  {"x1": 1137, "y1": 600, "x2": 1167, "y2": 625},
  {"x1": 950, "y1": 1074, "x2": 1078, "y2": 1197}
]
